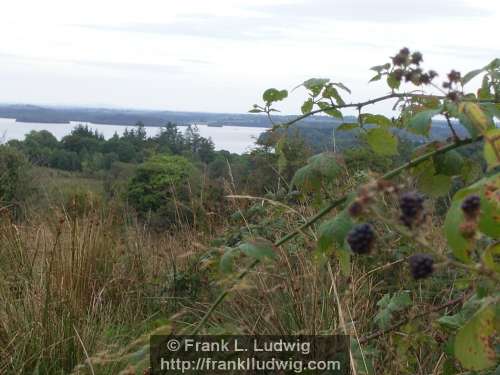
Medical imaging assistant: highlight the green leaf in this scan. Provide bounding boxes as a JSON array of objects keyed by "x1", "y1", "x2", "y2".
[
  {"x1": 336, "y1": 123, "x2": 359, "y2": 132},
  {"x1": 248, "y1": 108, "x2": 263, "y2": 113},
  {"x1": 482, "y1": 243, "x2": 500, "y2": 274},
  {"x1": 374, "y1": 292, "x2": 412, "y2": 329},
  {"x1": 454, "y1": 304, "x2": 497, "y2": 371},
  {"x1": 370, "y1": 63, "x2": 390, "y2": 72},
  {"x1": 316, "y1": 211, "x2": 353, "y2": 252},
  {"x1": 387, "y1": 74, "x2": 401, "y2": 90},
  {"x1": 332, "y1": 82, "x2": 351, "y2": 94},
  {"x1": 444, "y1": 198, "x2": 472, "y2": 263},
  {"x1": 220, "y1": 247, "x2": 239, "y2": 273},
  {"x1": 434, "y1": 150, "x2": 464, "y2": 176},
  {"x1": 301, "y1": 98, "x2": 314, "y2": 114},
  {"x1": 484, "y1": 128, "x2": 500, "y2": 170},
  {"x1": 303, "y1": 78, "x2": 329, "y2": 96},
  {"x1": 337, "y1": 246, "x2": 351, "y2": 276},
  {"x1": 322, "y1": 85, "x2": 345, "y2": 105},
  {"x1": 418, "y1": 170, "x2": 452, "y2": 197},
  {"x1": 462, "y1": 68, "x2": 484, "y2": 85},
  {"x1": 361, "y1": 114, "x2": 392, "y2": 127},
  {"x1": 407, "y1": 109, "x2": 441, "y2": 136},
  {"x1": 369, "y1": 74, "x2": 382, "y2": 82},
  {"x1": 291, "y1": 165, "x2": 322, "y2": 193},
  {"x1": 262, "y1": 88, "x2": 288, "y2": 104},
  {"x1": 366, "y1": 128, "x2": 398, "y2": 156},
  {"x1": 238, "y1": 238, "x2": 277, "y2": 261},
  {"x1": 317, "y1": 101, "x2": 343, "y2": 118},
  {"x1": 308, "y1": 152, "x2": 343, "y2": 181}
]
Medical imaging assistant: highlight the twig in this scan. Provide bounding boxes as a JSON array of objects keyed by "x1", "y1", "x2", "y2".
[
  {"x1": 357, "y1": 293, "x2": 467, "y2": 344},
  {"x1": 191, "y1": 137, "x2": 481, "y2": 334}
]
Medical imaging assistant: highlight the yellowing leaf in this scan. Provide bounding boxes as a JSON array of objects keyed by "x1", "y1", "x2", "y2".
[{"x1": 454, "y1": 304, "x2": 497, "y2": 371}]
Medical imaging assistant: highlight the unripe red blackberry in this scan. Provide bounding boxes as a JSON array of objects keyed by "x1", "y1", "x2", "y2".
[
  {"x1": 399, "y1": 192, "x2": 424, "y2": 227},
  {"x1": 347, "y1": 223, "x2": 375, "y2": 254},
  {"x1": 348, "y1": 200, "x2": 364, "y2": 217},
  {"x1": 461, "y1": 195, "x2": 480, "y2": 217},
  {"x1": 408, "y1": 253, "x2": 434, "y2": 279}
]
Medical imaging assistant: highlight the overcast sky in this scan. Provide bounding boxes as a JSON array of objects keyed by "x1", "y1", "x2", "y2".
[{"x1": 0, "y1": 0, "x2": 499, "y2": 116}]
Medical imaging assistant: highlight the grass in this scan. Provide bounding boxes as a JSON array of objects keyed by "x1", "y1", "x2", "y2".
[{"x1": 0, "y1": 168, "x2": 470, "y2": 374}]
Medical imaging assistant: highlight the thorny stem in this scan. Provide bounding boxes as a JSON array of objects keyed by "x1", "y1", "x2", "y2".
[
  {"x1": 192, "y1": 136, "x2": 482, "y2": 334},
  {"x1": 269, "y1": 93, "x2": 499, "y2": 131},
  {"x1": 371, "y1": 209, "x2": 500, "y2": 283}
]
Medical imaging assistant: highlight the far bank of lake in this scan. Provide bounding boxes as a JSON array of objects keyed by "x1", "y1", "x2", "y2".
[{"x1": 0, "y1": 118, "x2": 267, "y2": 154}]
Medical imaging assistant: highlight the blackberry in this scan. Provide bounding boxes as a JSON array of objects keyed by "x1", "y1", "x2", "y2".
[
  {"x1": 461, "y1": 195, "x2": 481, "y2": 217},
  {"x1": 348, "y1": 201, "x2": 363, "y2": 217},
  {"x1": 419, "y1": 73, "x2": 430, "y2": 85},
  {"x1": 447, "y1": 70, "x2": 461, "y2": 83},
  {"x1": 347, "y1": 224, "x2": 375, "y2": 254},
  {"x1": 428, "y1": 70, "x2": 438, "y2": 79},
  {"x1": 447, "y1": 91, "x2": 460, "y2": 102},
  {"x1": 408, "y1": 253, "x2": 434, "y2": 279},
  {"x1": 411, "y1": 52, "x2": 423, "y2": 65},
  {"x1": 399, "y1": 47, "x2": 410, "y2": 57},
  {"x1": 399, "y1": 192, "x2": 424, "y2": 226}
]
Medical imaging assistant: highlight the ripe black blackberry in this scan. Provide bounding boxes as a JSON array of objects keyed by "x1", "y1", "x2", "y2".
[
  {"x1": 408, "y1": 253, "x2": 434, "y2": 279},
  {"x1": 399, "y1": 192, "x2": 424, "y2": 227},
  {"x1": 347, "y1": 224, "x2": 375, "y2": 254},
  {"x1": 410, "y1": 51, "x2": 423, "y2": 65},
  {"x1": 461, "y1": 195, "x2": 481, "y2": 217}
]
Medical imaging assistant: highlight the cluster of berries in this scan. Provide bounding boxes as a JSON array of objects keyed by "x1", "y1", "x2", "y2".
[
  {"x1": 442, "y1": 70, "x2": 462, "y2": 101},
  {"x1": 347, "y1": 223, "x2": 376, "y2": 254},
  {"x1": 408, "y1": 253, "x2": 434, "y2": 279},
  {"x1": 399, "y1": 192, "x2": 425, "y2": 228},
  {"x1": 390, "y1": 48, "x2": 437, "y2": 86}
]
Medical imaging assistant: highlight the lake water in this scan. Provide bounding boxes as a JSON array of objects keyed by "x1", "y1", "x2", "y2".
[{"x1": 0, "y1": 118, "x2": 267, "y2": 154}]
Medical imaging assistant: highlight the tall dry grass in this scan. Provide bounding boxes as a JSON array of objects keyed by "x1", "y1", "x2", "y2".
[{"x1": 0, "y1": 197, "x2": 210, "y2": 374}]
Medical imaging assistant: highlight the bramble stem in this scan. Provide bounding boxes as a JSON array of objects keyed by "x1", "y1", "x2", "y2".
[{"x1": 191, "y1": 136, "x2": 481, "y2": 334}]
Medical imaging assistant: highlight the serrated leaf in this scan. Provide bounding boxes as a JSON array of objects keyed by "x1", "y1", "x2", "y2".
[
  {"x1": 361, "y1": 114, "x2": 392, "y2": 127},
  {"x1": 454, "y1": 304, "x2": 497, "y2": 371},
  {"x1": 418, "y1": 171, "x2": 452, "y2": 197},
  {"x1": 407, "y1": 109, "x2": 441, "y2": 136},
  {"x1": 291, "y1": 165, "x2": 322, "y2": 193},
  {"x1": 317, "y1": 101, "x2": 343, "y2": 118},
  {"x1": 374, "y1": 292, "x2": 412, "y2": 329},
  {"x1": 337, "y1": 123, "x2": 359, "y2": 132},
  {"x1": 387, "y1": 74, "x2": 401, "y2": 89},
  {"x1": 308, "y1": 152, "x2": 343, "y2": 181},
  {"x1": 238, "y1": 238, "x2": 277, "y2": 261},
  {"x1": 263, "y1": 88, "x2": 288, "y2": 104},
  {"x1": 303, "y1": 78, "x2": 329, "y2": 96},
  {"x1": 434, "y1": 150, "x2": 464, "y2": 176},
  {"x1": 366, "y1": 127, "x2": 398, "y2": 156},
  {"x1": 316, "y1": 211, "x2": 353, "y2": 252},
  {"x1": 301, "y1": 98, "x2": 314, "y2": 114},
  {"x1": 444, "y1": 198, "x2": 472, "y2": 263}
]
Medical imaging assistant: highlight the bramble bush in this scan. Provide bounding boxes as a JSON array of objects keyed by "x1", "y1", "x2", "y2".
[{"x1": 224, "y1": 48, "x2": 499, "y2": 372}]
